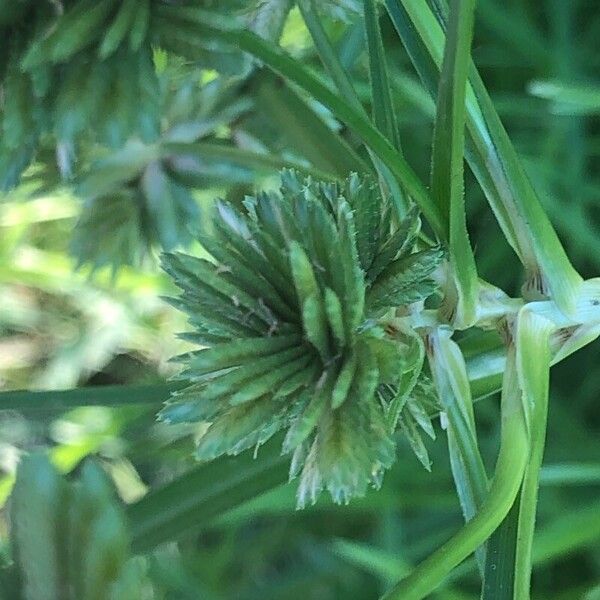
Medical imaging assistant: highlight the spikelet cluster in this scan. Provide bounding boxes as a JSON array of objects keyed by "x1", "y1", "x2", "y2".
[
  {"x1": 68, "y1": 74, "x2": 248, "y2": 271},
  {"x1": 0, "y1": 0, "x2": 295, "y2": 190},
  {"x1": 70, "y1": 141, "x2": 200, "y2": 271},
  {"x1": 0, "y1": 0, "x2": 162, "y2": 190},
  {"x1": 162, "y1": 171, "x2": 443, "y2": 506}
]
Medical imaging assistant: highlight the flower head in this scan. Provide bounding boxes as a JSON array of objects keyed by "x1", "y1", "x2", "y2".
[{"x1": 161, "y1": 171, "x2": 442, "y2": 506}]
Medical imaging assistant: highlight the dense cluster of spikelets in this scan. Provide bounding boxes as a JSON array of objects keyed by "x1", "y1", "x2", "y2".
[
  {"x1": 70, "y1": 145, "x2": 198, "y2": 271},
  {"x1": 68, "y1": 73, "x2": 252, "y2": 271},
  {"x1": 0, "y1": 0, "x2": 162, "y2": 189},
  {"x1": 0, "y1": 0, "x2": 293, "y2": 190},
  {"x1": 162, "y1": 171, "x2": 443, "y2": 506}
]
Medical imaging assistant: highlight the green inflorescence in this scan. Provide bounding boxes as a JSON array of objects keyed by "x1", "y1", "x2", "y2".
[{"x1": 161, "y1": 171, "x2": 443, "y2": 506}]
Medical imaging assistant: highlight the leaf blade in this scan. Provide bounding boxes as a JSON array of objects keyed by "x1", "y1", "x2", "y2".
[{"x1": 430, "y1": 0, "x2": 478, "y2": 326}]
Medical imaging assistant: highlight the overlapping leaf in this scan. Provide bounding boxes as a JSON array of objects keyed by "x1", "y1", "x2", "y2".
[{"x1": 8, "y1": 454, "x2": 147, "y2": 600}]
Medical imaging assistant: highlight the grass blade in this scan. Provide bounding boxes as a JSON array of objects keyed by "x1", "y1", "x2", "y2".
[
  {"x1": 539, "y1": 463, "x2": 600, "y2": 486},
  {"x1": 481, "y1": 307, "x2": 553, "y2": 599},
  {"x1": 254, "y1": 73, "x2": 369, "y2": 178},
  {"x1": 159, "y1": 4, "x2": 445, "y2": 236},
  {"x1": 297, "y1": 0, "x2": 363, "y2": 113},
  {"x1": 512, "y1": 309, "x2": 553, "y2": 599},
  {"x1": 382, "y1": 345, "x2": 529, "y2": 600},
  {"x1": 298, "y1": 0, "x2": 407, "y2": 217},
  {"x1": 242, "y1": 31, "x2": 443, "y2": 231},
  {"x1": 428, "y1": 327, "x2": 488, "y2": 573},
  {"x1": 127, "y1": 437, "x2": 288, "y2": 552},
  {"x1": 533, "y1": 498, "x2": 600, "y2": 566},
  {"x1": 363, "y1": 0, "x2": 400, "y2": 150},
  {"x1": 161, "y1": 141, "x2": 336, "y2": 181},
  {"x1": 430, "y1": 0, "x2": 478, "y2": 326},
  {"x1": 482, "y1": 491, "x2": 521, "y2": 599},
  {"x1": 0, "y1": 383, "x2": 180, "y2": 412},
  {"x1": 385, "y1": 0, "x2": 582, "y2": 314},
  {"x1": 0, "y1": 347, "x2": 504, "y2": 415}
]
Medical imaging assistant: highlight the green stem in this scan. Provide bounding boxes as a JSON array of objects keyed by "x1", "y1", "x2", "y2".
[
  {"x1": 363, "y1": 0, "x2": 402, "y2": 150},
  {"x1": 445, "y1": 399, "x2": 488, "y2": 507},
  {"x1": 513, "y1": 340, "x2": 551, "y2": 597},
  {"x1": 382, "y1": 348, "x2": 528, "y2": 600},
  {"x1": 446, "y1": 422, "x2": 487, "y2": 575},
  {"x1": 428, "y1": 328, "x2": 489, "y2": 570},
  {"x1": 0, "y1": 339, "x2": 505, "y2": 413},
  {"x1": 443, "y1": 383, "x2": 489, "y2": 574},
  {"x1": 297, "y1": 0, "x2": 364, "y2": 113},
  {"x1": 482, "y1": 488, "x2": 521, "y2": 598},
  {"x1": 161, "y1": 141, "x2": 336, "y2": 181}
]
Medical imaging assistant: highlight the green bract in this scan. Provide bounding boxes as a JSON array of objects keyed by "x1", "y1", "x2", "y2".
[{"x1": 161, "y1": 171, "x2": 443, "y2": 506}]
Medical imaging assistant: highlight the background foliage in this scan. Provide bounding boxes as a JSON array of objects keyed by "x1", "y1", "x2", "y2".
[{"x1": 0, "y1": 1, "x2": 599, "y2": 598}]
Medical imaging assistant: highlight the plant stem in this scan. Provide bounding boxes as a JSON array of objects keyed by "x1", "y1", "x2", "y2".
[
  {"x1": 297, "y1": 0, "x2": 363, "y2": 113},
  {"x1": 482, "y1": 488, "x2": 521, "y2": 598},
  {"x1": 298, "y1": 0, "x2": 408, "y2": 218},
  {"x1": 513, "y1": 330, "x2": 551, "y2": 597},
  {"x1": 430, "y1": 0, "x2": 479, "y2": 327},
  {"x1": 385, "y1": 0, "x2": 583, "y2": 315},
  {"x1": 445, "y1": 399, "x2": 488, "y2": 508},
  {"x1": 446, "y1": 423, "x2": 487, "y2": 575},
  {"x1": 381, "y1": 347, "x2": 528, "y2": 600}
]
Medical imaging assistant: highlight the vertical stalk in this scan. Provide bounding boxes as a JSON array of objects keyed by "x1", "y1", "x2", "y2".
[
  {"x1": 385, "y1": 0, "x2": 583, "y2": 315},
  {"x1": 429, "y1": 0, "x2": 479, "y2": 327},
  {"x1": 482, "y1": 489, "x2": 521, "y2": 598},
  {"x1": 513, "y1": 310, "x2": 552, "y2": 597},
  {"x1": 513, "y1": 407, "x2": 548, "y2": 598},
  {"x1": 482, "y1": 309, "x2": 552, "y2": 599},
  {"x1": 299, "y1": 0, "x2": 408, "y2": 217},
  {"x1": 381, "y1": 346, "x2": 528, "y2": 600},
  {"x1": 296, "y1": 0, "x2": 363, "y2": 113}
]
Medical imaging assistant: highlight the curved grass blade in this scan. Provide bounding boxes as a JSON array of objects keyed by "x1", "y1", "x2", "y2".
[
  {"x1": 161, "y1": 141, "x2": 336, "y2": 182},
  {"x1": 158, "y1": 3, "x2": 444, "y2": 236},
  {"x1": 0, "y1": 338, "x2": 507, "y2": 415},
  {"x1": 428, "y1": 327, "x2": 488, "y2": 573},
  {"x1": 297, "y1": 0, "x2": 363, "y2": 113},
  {"x1": 512, "y1": 309, "x2": 553, "y2": 599},
  {"x1": 382, "y1": 346, "x2": 528, "y2": 600},
  {"x1": 0, "y1": 383, "x2": 180, "y2": 412},
  {"x1": 254, "y1": 74, "x2": 370, "y2": 177},
  {"x1": 298, "y1": 0, "x2": 407, "y2": 217}
]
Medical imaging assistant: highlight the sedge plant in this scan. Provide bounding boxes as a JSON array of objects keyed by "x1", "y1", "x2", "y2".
[{"x1": 1, "y1": 1, "x2": 599, "y2": 599}]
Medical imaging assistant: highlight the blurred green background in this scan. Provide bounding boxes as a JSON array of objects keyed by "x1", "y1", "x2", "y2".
[{"x1": 0, "y1": 1, "x2": 599, "y2": 598}]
